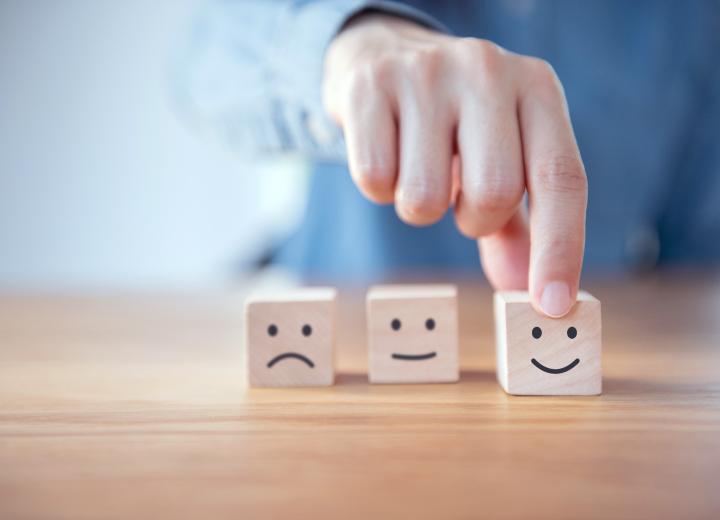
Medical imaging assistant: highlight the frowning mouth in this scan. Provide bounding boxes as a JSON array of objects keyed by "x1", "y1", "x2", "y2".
[
  {"x1": 391, "y1": 352, "x2": 437, "y2": 361},
  {"x1": 267, "y1": 352, "x2": 315, "y2": 368},
  {"x1": 531, "y1": 358, "x2": 580, "y2": 374}
]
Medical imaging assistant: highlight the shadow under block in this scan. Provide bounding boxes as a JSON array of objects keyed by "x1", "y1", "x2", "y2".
[
  {"x1": 494, "y1": 291, "x2": 602, "y2": 395},
  {"x1": 245, "y1": 287, "x2": 336, "y2": 387},
  {"x1": 367, "y1": 285, "x2": 459, "y2": 384}
]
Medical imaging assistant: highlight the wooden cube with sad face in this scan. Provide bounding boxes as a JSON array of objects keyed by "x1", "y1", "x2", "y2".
[
  {"x1": 245, "y1": 288, "x2": 336, "y2": 387},
  {"x1": 494, "y1": 291, "x2": 602, "y2": 395},
  {"x1": 367, "y1": 285, "x2": 459, "y2": 384}
]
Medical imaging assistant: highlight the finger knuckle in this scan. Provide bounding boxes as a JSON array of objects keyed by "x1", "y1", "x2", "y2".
[
  {"x1": 403, "y1": 46, "x2": 445, "y2": 88},
  {"x1": 396, "y1": 181, "x2": 448, "y2": 224},
  {"x1": 367, "y1": 55, "x2": 395, "y2": 85},
  {"x1": 455, "y1": 38, "x2": 505, "y2": 79},
  {"x1": 345, "y1": 61, "x2": 387, "y2": 100},
  {"x1": 534, "y1": 155, "x2": 587, "y2": 196},
  {"x1": 464, "y1": 179, "x2": 524, "y2": 214},
  {"x1": 524, "y1": 57, "x2": 562, "y2": 93},
  {"x1": 454, "y1": 212, "x2": 484, "y2": 239},
  {"x1": 352, "y1": 166, "x2": 395, "y2": 199}
]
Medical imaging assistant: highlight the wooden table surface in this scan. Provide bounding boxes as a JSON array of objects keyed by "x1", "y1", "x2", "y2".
[{"x1": 2, "y1": 273, "x2": 720, "y2": 519}]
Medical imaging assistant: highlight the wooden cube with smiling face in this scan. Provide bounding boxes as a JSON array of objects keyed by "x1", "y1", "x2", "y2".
[
  {"x1": 367, "y1": 285, "x2": 459, "y2": 384},
  {"x1": 494, "y1": 291, "x2": 602, "y2": 395},
  {"x1": 245, "y1": 288, "x2": 336, "y2": 387}
]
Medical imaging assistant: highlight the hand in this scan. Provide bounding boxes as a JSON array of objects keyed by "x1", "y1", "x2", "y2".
[{"x1": 323, "y1": 14, "x2": 587, "y2": 318}]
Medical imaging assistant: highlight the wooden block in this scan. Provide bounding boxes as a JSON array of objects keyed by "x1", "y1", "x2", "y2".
[
  {"x1": 494, "y1": 291, "x2": 602, "y2": 395},
  {"x1": 245, "y1": 287, "x2": 336, "y2": 387},
  {"x1": 367, "y1": 285, "x2": 459, "y2": 384}
]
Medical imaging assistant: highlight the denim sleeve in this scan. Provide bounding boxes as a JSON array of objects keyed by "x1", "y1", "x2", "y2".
[
  {"x1": 171, "y1": 1, "x2": 448, "y2": 161},
  {"x1": 658, "y1": 61, "x2": 720, "y2": 264}
]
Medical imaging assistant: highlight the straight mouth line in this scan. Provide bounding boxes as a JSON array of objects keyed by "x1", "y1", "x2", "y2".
[{"x1": 391, "y1": 352, "x2": 437, "y2": 361}]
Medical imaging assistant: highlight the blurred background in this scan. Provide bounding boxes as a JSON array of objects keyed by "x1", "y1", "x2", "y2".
[
  {"x1": 1, "y1": 0, "x2": 718, "y2": 290},
  {"x1": 0, "y1": 0, "x2": 307, "y2": 290}
]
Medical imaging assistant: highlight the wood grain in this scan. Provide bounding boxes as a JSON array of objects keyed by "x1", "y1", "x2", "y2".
[
  {"x1": 367, "y1": 284, "x2": 458, "y2": 384},
  {"x1": 495, "y1": 290, "x2": 602, "y2": 395},
  {"x1": 1, "y1": 273, "x2": 720, "y2": 519},
  {"x1": 246, "y1": 287, "x2": 336, "y2": 387}
]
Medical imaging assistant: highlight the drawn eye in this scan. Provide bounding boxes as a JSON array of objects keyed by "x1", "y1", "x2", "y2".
[
  {"x1": 425, "y1": 318, "x2": 435, "y2": 331},
  {"x1": 532, "y1": 326, "x2": 542, "y2": 339},
  {"x1": 267, "y1": 324, "x2": 278, "y2": 337},
  {"x1": 567, "y1": 326, "x2": 577, "y2": 339},
  {"x1": 302, "y1": 324, "x2": 312, "y2": 337},
  {"x1": 391, "y1": 318, "x2": 401, "y2": 331}
]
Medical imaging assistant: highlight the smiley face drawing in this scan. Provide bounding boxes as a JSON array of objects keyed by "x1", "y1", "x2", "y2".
[
  {"x1": 494, "y1": 291, "x2": 602, "y2": 395},
  {"x1": 245, "y1": 288, "x2": 336, "y2": 387},
  {"x1": 367, "y1": 285, "x2": 459, "y2": 384},
  {"x1": 529, "y1": 325, "x2": 581, "y2": 374}
]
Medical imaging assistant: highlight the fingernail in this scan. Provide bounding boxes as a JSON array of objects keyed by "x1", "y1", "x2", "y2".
[{"x1": 540, "y1": 281, "x2": 572, "y2": 317}]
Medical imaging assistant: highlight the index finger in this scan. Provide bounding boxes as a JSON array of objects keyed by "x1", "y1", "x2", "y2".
[{"x1": 518, "y1": 58, "x2": 588, "y2": 318}]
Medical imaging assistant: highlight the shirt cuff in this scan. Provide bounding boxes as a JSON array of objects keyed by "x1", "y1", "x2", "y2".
[{"x1": 345, "y1": 1, "x2": 451, "y2": 34}]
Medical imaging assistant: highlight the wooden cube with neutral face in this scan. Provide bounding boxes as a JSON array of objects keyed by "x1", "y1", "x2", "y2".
[
  {"x1": 245, "y1": 288, "x2": 336, "y2": 387},
  {"x1": 494, "y1": 291, "x2": 602, "y2": 395},
  {"x1": 367, "y1": 285, "x2": 459, "y2": 384}
]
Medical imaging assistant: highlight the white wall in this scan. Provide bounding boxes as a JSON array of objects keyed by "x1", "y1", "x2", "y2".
[{"x1": 0, "y1": 0, "x2": 305, "y2": 289}]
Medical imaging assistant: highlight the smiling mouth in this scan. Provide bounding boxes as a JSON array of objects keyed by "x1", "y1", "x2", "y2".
[
  {"x1": 391, "y1": 351, "x2": 437, "y2": 361},
  {"x1": 531, "y1": 358, "x2": 580, "y2": 374},
  {"x1": 267, "y1": 352, "x2": 315, "y2": 368}
]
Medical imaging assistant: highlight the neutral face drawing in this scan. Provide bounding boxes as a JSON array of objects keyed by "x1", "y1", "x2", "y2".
[
  {"x1": 367, "y1": 285, "x2": 459, "y2": 384},
  {"x1": 389, "y1": 317, "x2": 439, "y2": 361}
]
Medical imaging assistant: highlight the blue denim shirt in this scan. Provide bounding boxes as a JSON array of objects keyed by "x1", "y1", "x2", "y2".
[{"x1": 174, "y1": 0, "x2": 720, "y2": 280}]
